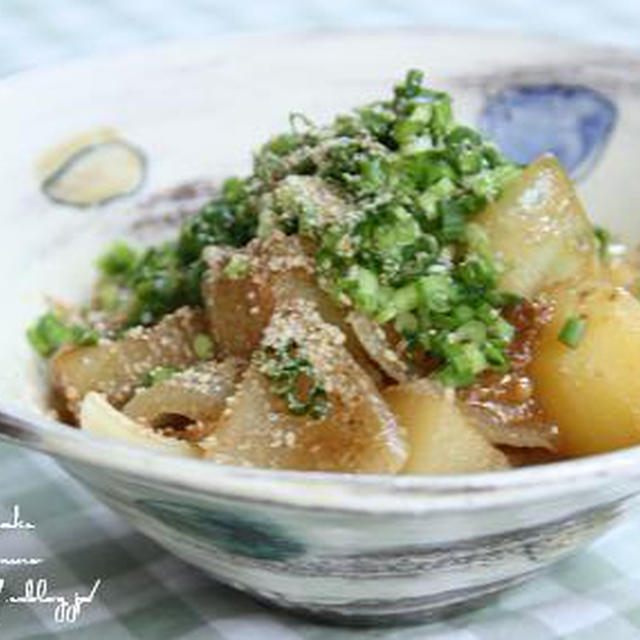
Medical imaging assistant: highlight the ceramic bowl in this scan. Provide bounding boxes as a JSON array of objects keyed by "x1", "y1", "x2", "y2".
[{"x1": 2, "y1": 31, "x2": 640, "y2": 625}]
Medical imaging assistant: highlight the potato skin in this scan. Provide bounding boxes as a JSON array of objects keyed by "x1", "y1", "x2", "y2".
[
  {"x1": 530, "y1": 282, "x2": 640, "y2": 456},
  {"x1": 384, "y1": 380, "x2": 510, "y2": 474},
  {"x1": 475, "y1": 155, "x2": 597, "y2": 298}
]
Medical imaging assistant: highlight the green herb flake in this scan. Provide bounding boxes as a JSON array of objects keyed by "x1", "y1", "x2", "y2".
[
  {"x1": 344, "y1": 266, "x2": 381, "y2": 315},
  {"x1": 594, "y1": 226, "x2": 612, "y2": 262},
  {"x1": 97, "y1": 242, "x2": 138, "y2": 279},
  {"x1": 27, "y1": 313, "x2": 70, "y2": 358},
  {"x1": 69, "y1": 325, "x2": 100, "y2": 347},
  {"x1": 558, "y1": 315, "x2": 587, "y2": 349},
  {"x1": 193, "y1": 333, "x2": 214, "y2": 360},
  {"x1": 144, "y1": 365, "x2": 180, "y2": 387},
  {"x1": 223, "y1": 255, "x2": 251, "y2": 280},
  {"x1": 258, "y1": 341, "x2": 330, "y2": 420},
  {"x1": 27, "y1": 312, "x2": 98, "y2": 358}
]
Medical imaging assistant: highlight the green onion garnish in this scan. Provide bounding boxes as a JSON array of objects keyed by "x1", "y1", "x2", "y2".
[
  {"x1": 223, "y1": 255, "x2": 251, "y2": 280},
  {"x1": 26, "y1": 312, "x2": 98, "y2": 358},
  {"x1": 193, "y1": 333, "x2": 214, "y2": 360},
  {"x1": 144, "y1": 366, "x2": 180, "y2": 387},
  {"x1": 593, "y1": 226, "x2": 611, "y2": 262},
  {"x1": 558, "y1": 315, "x2": 587, "y2": 348},
  {"x1": 97, "y1": 241, "x2": 138, "y2": 279}
]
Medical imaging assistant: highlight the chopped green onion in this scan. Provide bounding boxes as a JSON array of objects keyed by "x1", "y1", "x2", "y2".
[
  {"x1": 456, "y1": 148, "x2": 484, "y2": 175},
  {"x1": 26, "y1": 312, "x2": 98, "y2": 358},
  {"x1": 490, "y1": 316, "x2": 516, "y2": 345},
  {"x1": 429, "y1": 99, "x2": 453, "y2": 140},
  {"x1": 465, "y1": 165, "x2": 521, "y2": 200},
  {"x1": 144, "y1": 366, "x2": 180, "y2": 387},
  {"x1": 417, "y1": 275, "x2": 454, "y2": 313},
  {"x1": 394, "y1": 312, "x2": 418, "y2": 333},
  {"x1": 391, "y1": 283, "x2": 420, "y2": 314},
  {"x1": 70, "y1": 325, "x2": 99, "y2": 347},
  {"x1": 193, "y1": 333, "x2": 214, "y2": 360},
  {"x1": 27, "y1": 313, "x2": 70, "y2": 358},
  {"x1": 484, "y1": 341, "x2": 508, "y2": 368},
  {"x1": 344, "y1": 266, "x2": 380, "y2": 314},
  {"x1": 374, "y1": 212, "x2": 420, "y2": 250},
  {"x1": 454, "y1": 320, "x2": 487, "y2": 344},
  {"x1": 452, "y1": 304, "x2": 474, "y2": 324},
  {"x1": 558, "y1": 315, "x2": 587, "y2": 348},
  {"x1": 97, "y1": 242, "x2": 138, "y2": 279},
  {"x1": 223, "y1": 255, "x2": 251, "y2": 279},
  {"x1": 594, "y1": 226, "x2": 612, "y2": 261}
]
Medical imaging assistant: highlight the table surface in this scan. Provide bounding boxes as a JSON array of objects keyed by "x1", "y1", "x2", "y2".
[{"x1": 2, "y1": 1, "x2": 640, "y2": 638}]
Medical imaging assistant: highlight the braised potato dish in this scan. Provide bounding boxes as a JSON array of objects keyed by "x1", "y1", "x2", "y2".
[{"x1": 28, "y1": 71, "x2": 640, "y2": 473}]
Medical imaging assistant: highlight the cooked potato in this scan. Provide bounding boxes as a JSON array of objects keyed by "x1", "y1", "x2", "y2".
[
  {"x1": 475, "y1": 155, "x2": 597, "y2": 298},
  {"x1": 200, "y1": 301, "x2": 407, "y2": 473},
  {"x1": 530, "y1": 281, "x2": 640, "y2": 456},
  {"x1": 52, "y1": 307, "x2": 208, "y2": 417},
  {"x1": 384, "y1": 380, "x2": 510, "y2": 474},
  {"x1": 80, "y1": 392, "x2": 200, "y2": 457},
  {"x1": 123, "y1": 358, "x2": 244, "y2": 440}
]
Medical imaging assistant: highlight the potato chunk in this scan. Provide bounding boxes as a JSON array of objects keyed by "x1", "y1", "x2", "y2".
[
  {"x1": 475, "y1": 155, "x2": 597, "y2": 297},
  {"x1": 123, "y1": 358, "x2": 244, "y2": 441},
  {"x1": 52, "y1": 307, "x2": 208, "y2": 417},
  {"x1": 384, "y1": 380, "x2": 510, "y2": 474},
  {"x1": 200, "y1": 301, "x2": 407, "y2": 473},
  {"x1": 531, "y1": 282, "x2": 640, "y2": 456}
]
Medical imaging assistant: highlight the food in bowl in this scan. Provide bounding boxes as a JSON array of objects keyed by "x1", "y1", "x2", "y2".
[{"x1": 27, "y1": 70, "x2": 640, "y2": 474}]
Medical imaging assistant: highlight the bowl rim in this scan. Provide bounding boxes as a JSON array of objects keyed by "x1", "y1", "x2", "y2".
[{"x1": 3, "y1": 30, "x2": 640, "y2": 514}]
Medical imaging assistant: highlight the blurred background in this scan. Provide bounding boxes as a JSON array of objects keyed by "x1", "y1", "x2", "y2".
[{"x1": 1, "y1": 0, "x2": 640, "y2": 77}]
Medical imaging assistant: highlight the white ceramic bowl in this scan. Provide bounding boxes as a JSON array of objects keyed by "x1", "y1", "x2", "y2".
[{"x1": 2, "y1": 31, "x2": 640, "y2": 625}]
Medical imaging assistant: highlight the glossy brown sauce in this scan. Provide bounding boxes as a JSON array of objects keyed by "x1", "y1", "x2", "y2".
[{"x1": 460, "y1": 300, "x2": 556, "y2": 436}]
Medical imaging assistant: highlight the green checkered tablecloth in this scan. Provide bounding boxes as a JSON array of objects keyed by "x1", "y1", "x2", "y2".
[{"x1": 3, "y1": 1, "x2": 640, "y2": 638}]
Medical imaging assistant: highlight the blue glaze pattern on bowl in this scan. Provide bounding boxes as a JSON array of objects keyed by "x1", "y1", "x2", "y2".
[
  {"x1": 136, "y1": 498, "x2": 305, "y2": 561},
  {"x1": 479, "y1": 84, "x2": 617, "y2": 179}
]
